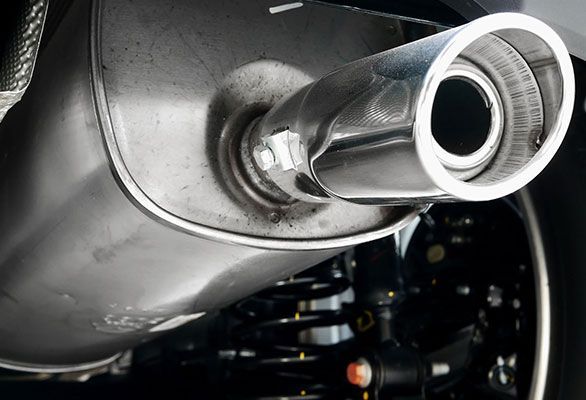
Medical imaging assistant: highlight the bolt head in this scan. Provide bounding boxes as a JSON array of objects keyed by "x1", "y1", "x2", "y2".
[
  {"x1": 253, "y1": 145, "x2": 275, "y2": 171},
  {"x1": 262, "y1": 129, "x2": 305, "y2": 172}
]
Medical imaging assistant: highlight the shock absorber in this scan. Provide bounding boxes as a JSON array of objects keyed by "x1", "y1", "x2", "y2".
[
  {"x1": 223, "y1": 257, "x2": 352, "y2": 399},
  {"x1": 347, "y1": 236, "x2": 451, "y2": 399},
  {"x1": 353, "y1": 235, "x2": 406, "y2": 344}
]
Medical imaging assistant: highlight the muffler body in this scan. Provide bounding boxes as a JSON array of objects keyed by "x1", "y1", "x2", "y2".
[{"x1": 0, "y1": 0, "x2": 415, "y2": 370}]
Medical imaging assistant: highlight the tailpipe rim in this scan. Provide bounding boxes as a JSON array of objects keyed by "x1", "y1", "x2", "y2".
[{"x1": 415, "y1": 12, "x2": 575, "y2": 202}]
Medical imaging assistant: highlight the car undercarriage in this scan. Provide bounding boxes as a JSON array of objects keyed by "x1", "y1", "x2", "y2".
[{"x1": 0, "y1": 1, "x2": 585, "y2": 399}]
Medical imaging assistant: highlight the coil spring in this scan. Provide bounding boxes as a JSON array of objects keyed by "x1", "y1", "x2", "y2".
[{"x1": 224, "y1": 256, "x2": 352, "y2": 400}]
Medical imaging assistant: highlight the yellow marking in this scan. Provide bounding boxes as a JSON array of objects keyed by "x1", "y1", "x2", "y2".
[
  {"x1": 388, "y1": 291, "x2": 395, "y2": 298},
  {"x1": 295, "y1": 312, "x2": 300, "y2": 321},
  {"x1": 356, "y1": 310, "x2": 375, "y2": 332},
  {"x1": 362, "y1": 391, "x2": 369, "y2": 400},
  {"x1": 299, "y1": 352, "x2": 305, "y2": 360},
  {"x1": 301, "y1": 389, "x2": 307, "y2": 396}
]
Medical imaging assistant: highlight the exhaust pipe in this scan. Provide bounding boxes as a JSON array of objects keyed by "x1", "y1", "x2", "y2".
[{"x1": 250, "y1": 13, "x2": 574, "y2": 205}]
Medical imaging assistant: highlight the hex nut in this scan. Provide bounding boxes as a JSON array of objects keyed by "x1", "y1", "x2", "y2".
[{"x1": 253, "y1": 145, "x2": 276, "y2": 171}]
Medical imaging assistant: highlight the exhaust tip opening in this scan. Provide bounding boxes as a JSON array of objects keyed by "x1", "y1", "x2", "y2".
[
  {"x1": 422, "y1": 18, "x2": 573, "y2": 200},
  {"x1": 431, "y1": 67, "x2": 504, "y2": 180},
  {"x1": 431, "y1": 79, "x2": 492, "y2": 157}
]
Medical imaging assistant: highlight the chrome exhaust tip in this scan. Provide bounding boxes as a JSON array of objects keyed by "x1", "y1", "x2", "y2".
[
  {"x1": 413, "y1": 13, "x2": 574, "y2": 202},
  {"x1": 251, "y1": 13, "x2": 575, "y2": 205}
]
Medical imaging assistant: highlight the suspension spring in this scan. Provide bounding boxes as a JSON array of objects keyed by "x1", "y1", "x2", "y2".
[{"x1": 223, "y1": 256, "x2": 352, "y2": 400}]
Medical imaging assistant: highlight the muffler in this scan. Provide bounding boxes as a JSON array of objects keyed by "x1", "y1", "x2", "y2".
[{"x1": 250, "y1": 13, "x2": 574, "y2": 205}]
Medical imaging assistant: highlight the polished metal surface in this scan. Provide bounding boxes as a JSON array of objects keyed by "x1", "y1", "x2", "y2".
[
  {"x1": 255, "y1": 13, "x2": 575, "y2": 205},
  {"x1": 518, "y1": 189, "x2": 551, "y2": 400}
]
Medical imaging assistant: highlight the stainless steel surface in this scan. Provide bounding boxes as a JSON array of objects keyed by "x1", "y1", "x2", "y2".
[
  {"x1": 518, "y1": 189, "x2": 551, "y2": 400},
  {"x1": 256, "y1": 13, "x2": 575, "y2": 205},
  {"x1": 0, "y1": 0, "x2": 420, "y2": 370},
  {"x1": 0, "y1": 0, "x2": 47, "y2": 122},
  {"x1": 442, "y1": 0, "x2": 586, "y2": 61}
]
